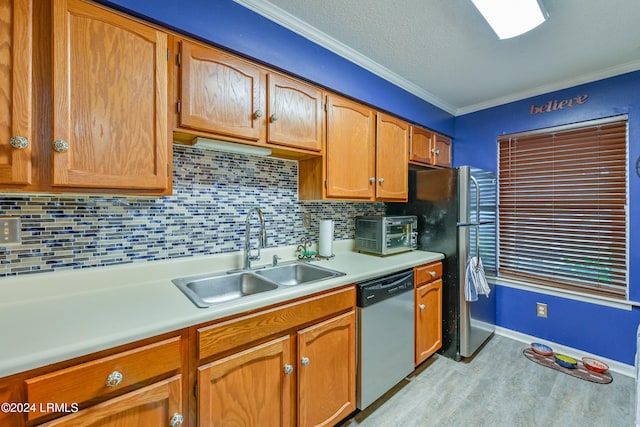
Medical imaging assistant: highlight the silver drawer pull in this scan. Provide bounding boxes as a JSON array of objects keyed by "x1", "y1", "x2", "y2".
[
  {"x1": 10, "y1": 136, "x2": 28, "y2": 149},
  {"x1": 105, "y1": 371, "x2": 123, "y2": 387},
  {"x1": 53, "y1": 140, "x2": 69, "y2": 152},
  {"x1": 429, "y1": 271, "x2": 436, "y2": 278},
  {"x1": 170, "y1": 413, "x2": 184, "y2": 427},
  {"x1": 301, "y1": 357, "x2": 310, "y2": 366}
]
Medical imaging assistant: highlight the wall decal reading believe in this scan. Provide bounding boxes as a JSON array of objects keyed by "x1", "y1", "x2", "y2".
[{"x1": 530, "y1": 94, "x2": 588, "y2": 115}]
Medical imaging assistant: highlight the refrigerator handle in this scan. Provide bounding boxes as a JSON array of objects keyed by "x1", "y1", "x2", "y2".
[{"x1": 470, "y1": 175, "x2": 481, "y2": 260}]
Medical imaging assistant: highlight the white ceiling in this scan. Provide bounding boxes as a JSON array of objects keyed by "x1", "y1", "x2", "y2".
[{"x1": 235, "y1": 0, "x2": 640, "y2": 116}]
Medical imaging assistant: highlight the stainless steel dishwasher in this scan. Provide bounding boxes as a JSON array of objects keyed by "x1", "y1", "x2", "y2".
[{"x1": 356, "y1": 269, "x2": 415, "y2": 410}]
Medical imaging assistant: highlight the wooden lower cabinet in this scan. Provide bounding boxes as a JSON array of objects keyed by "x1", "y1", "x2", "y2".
[
  {"x1": 38, "y1": 375, "x2": 183, "y2": 427},
  {"x1": 195, "y1": 286, "x2": 357, "y2": 427},
  {"x1": 0, "y1": 288, "x2": 357, "y2": 427},
  {"x1": 415, "y1": 280, "x2": 443, "y2": 365},
  {"x1": 414, "y1": 262, "x2": 443, "y2": 365},
  {"x1": 197, "y1": 336, "x2": 293, "y2": 427},
  {"x1": 297, "y1": 311, "x2": 356, "y2": 427}
]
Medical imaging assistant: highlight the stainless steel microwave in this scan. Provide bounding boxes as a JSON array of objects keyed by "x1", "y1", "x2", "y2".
[{"x1": 355, "y1": 215, "x2": 417, "y2": 256}]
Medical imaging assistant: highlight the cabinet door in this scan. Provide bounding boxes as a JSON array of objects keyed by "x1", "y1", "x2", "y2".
[
  {"x1": 297, "y1": 311, "x2": 356, "y2": 427},
  {"x1": 433, "y1": 133, "x2": 452, "y2": 167},
  {"x1": 179, "y1": 40, "x2": 265, "y2": 142},
  {"x1": 267, "y1": 73, "x2": 322, "y2": 152},
  {"x1": 325, "y1": 95, "x2": 374, "y2": 200},
  {"x1": 38, "y1": 376, "x2": 182, "y2": 426},
  {"x1": 52, "y1": 0, "x2": 169, "y2": 190},
  {"x1": 415, "y1": 279, "x2": 443, "y2": 365},
  {"x1": 198, "y1": 336, "x2": 293, "y2": 427},
  {"x1": 409, "y1": 126, "x2": 433, "y2": 166},
  {"x1": 0, "y1": 0, "x2": 32, "y2": 184},
  {"x1": 376, "y1": 113, "x2": 408, "y2": 201}
]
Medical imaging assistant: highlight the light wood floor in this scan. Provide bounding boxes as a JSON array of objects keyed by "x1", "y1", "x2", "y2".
[{"x1": 341, "y1": 335, "x2": 635, "y2": 427}]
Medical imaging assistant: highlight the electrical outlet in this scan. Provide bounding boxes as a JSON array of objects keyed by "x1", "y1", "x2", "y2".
[
  {"x1": 0, "y1": 217, "x2": 21, "y2": 245},
  {"x1": 536, "y1": 302, "x2": 548, "y2": 318},
  {"x1": 303, "y1": 213, "x2": 311, "y2": 228}
]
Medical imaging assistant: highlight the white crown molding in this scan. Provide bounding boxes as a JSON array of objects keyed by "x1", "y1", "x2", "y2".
[
  {"x1": 234, "y1": 0, "x2": 640, "y2": 118},
  {"x1": 457, "y1": 59, "x2": 640, "y2": 116},
  {"x1": 233, "y1": 0, "x2": 458, "y2": 115}
]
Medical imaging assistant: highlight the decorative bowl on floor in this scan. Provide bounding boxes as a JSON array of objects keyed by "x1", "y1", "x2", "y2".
[
  {"x1": 582, "y1": 357, "x2": 609, "y2": 373},
  {"x1": 555, "y1": 353, "x2": 577, "y2": 369},
  {"x1": 531, "y1": 342, "x2": 553, "y2": 356}
]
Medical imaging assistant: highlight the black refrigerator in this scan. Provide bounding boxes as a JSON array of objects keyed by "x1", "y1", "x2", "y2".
[{"x1": 387, "y1": 166, "x2": 496, "y2": 360}]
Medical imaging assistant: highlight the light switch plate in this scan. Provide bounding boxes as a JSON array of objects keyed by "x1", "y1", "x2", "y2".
[{"x1": 0, "y1": 217, "x2": 21, "y2": 245}]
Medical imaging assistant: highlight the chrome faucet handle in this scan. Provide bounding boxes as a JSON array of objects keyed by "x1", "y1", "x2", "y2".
[{"x1": 272, "y1": 255, "x2": 282, "y2": 266}]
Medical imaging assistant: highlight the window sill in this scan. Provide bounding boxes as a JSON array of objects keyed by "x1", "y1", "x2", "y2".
[{"x1": 488, "y1": 276, "x2": 637, "y2": 311}]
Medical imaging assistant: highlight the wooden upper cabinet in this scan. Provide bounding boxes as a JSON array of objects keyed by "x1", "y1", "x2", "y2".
[
  {"x1": 409, "y1": 125, "x2": 452, "y2": 168},
  {"x1": 267, "y1": 73, "x2": 322, "y2": 152},
  {"x1": 325, "y1": 94, "x2": 375, "y2": 200},
  {"x1": 409, "y1": 126, "x2": 433, "y2": 165},
  {"x1": 0, "y1": 0, "x2": 32, "y2": 185},
  {"x1": 376, "y1": 113, "x2": 408, "y2": 201},
  {"x1": 433, "y1": 133, "x2": 452, "y2": 167},
  {"x1": 178, "y1": 40, "x2": 265, "y2": 142},
  {"x1": 51, "y1": 0, "x2": 169, "y2": 190}
]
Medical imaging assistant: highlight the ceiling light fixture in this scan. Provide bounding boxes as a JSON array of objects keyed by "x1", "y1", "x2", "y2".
[
  {"x1": 471, "y1": 0, "x2": 548, "y2": 40},
  {"x1": 191, "y1": 137, "x2": 272, "y2": 157}
]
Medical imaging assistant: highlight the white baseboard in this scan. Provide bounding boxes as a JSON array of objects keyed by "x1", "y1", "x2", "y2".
[{"x1": 495, "y1": 326, "x2": 635, "y2": 378}]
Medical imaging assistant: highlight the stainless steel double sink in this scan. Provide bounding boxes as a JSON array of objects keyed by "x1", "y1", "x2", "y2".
[{"x1": 172, "y1": 261, "x2": 345, "y2": 308}]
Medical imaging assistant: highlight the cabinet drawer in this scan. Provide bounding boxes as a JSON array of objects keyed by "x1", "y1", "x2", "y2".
[
  {"x1": 198, "y1": 286, "x2": 356, "y2": 361},
  {"x1": 24, "y1": 336, "x2": 181, "y2": 422},
  {"x1": 415, "y1": 262, "x2": 443, "y2": 285}
]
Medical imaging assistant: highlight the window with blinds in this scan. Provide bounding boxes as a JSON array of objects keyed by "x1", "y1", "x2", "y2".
[{"x1": 497, "y1": 117, "x2": 628, "y2": 299}]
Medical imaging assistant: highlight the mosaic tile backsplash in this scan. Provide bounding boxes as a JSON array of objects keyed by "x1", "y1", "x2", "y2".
[{"x1": 0, "y1": 145, "x2": 385, "y2": 277}]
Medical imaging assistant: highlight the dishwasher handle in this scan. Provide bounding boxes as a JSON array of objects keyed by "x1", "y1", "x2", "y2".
[{"x1": 357, "y1": 270, "x2": 414, "y2": 307}]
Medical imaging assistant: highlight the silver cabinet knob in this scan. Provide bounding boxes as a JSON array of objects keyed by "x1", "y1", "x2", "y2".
[
  {"x1": 429, "y1": 271, "x2": 436, "y2": 278},
  {"x1": 9, "y1": 136, "x2": 28, "y2": 149},
  {"x1": 283, "y1": 364, "x2": 294, "y2": 375},
  {"x1": 301, "y1": 357, "x2": 310, "y2": 367},
  {"x1": 435, "y1": 149, "x2": 440, "y2": 155},
  {"x1": 378, "y1": 178, "x2": 385, "y2": 184},
  {"x1": 254, "y1": 110, "x2": 263, "y2": 119},
  {"x1": 270, "y1": 114, "x2": 278, "y2": 123},
  {"x1": 170, "y1": 413, "x2": 184, "y2": 427},
  {"x1": 53, "y1": 140, "x2": 69, "y2": 152},
  {"x1": 419, "y1": 304, "x2": 426, "y2": 311},
  {"x1": 369, "y1": 177, "x2": 376, "y2": 184},
  {"x1": 105, "y1": 371, "x2": 123, "y2": 387}
]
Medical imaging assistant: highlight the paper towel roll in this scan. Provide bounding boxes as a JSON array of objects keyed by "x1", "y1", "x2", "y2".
[{"x1": 319, "y1": 219, "x2": 334, "y2": 257}]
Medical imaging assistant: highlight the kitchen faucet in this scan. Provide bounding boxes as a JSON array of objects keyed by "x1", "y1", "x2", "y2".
[{"x1": 244, "y1": 207, "x2": 267, "y2": 270}]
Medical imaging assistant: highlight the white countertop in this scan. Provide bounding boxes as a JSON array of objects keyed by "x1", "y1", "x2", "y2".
[{"x1": 0, "y1": 241, "x2": 442, "y2": 378}]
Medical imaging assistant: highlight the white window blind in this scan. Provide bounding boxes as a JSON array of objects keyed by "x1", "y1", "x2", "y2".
[{"x1": 498, "y1": 117, "x2": 628, "y2": 299}]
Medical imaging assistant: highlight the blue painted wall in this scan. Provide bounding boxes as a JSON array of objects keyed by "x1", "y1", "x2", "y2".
[
  {"x1": 94, "y1": 0, "x2": 640, "y2": 364},
  {"x1": 455, "y1": 71, "x2": 640, "y2": 365},
  {"x1": 96, "y1": 0, "x2": 454, "y2": 135}
]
